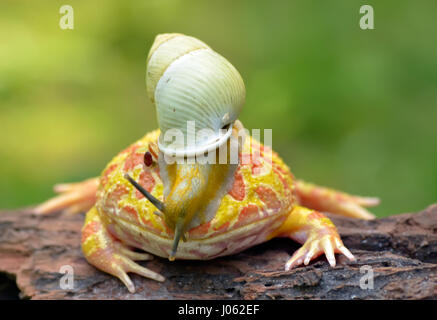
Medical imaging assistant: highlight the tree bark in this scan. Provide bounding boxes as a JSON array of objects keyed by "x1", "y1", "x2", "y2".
[{"x1": 0, "y1": 204, "x2": 436, "y2": 299}]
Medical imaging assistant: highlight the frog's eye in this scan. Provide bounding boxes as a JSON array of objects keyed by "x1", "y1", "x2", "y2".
[
  {"x1": 124, "y1": 173, "x2": 164, "y2": 212},
  {"x1": 144, "y1": 151, "x2": 153, "y2": 167}
]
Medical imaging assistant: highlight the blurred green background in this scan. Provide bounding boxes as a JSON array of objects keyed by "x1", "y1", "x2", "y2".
[{"x1": 0, "y1": 0, "x2": 436, "y2": 217}]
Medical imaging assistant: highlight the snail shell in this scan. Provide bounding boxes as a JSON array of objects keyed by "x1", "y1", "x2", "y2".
[{"x1": 146, "y1": 33, "x2": 246, "y2": 157}]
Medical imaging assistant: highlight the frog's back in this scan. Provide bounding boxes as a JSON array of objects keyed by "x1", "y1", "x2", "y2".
[{"x1": 95, "y1": 130, "x2": 296, "y2": 259}]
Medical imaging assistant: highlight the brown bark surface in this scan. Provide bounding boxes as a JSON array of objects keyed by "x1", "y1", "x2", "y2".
[{"x1": 0, "y1": 204, "x2": 436, "y2": 300}]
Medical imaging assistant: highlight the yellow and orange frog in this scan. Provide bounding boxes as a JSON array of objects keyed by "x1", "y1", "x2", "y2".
[{"x1": 35, "y1": 34, "x2": 379, "y2": 293}]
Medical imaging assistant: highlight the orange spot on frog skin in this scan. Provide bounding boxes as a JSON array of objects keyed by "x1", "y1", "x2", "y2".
[
  {"x1": 251, "y1": 153, "x2": 263, "y2": 165},
  {"x1": 113, "y1": 184, "x2": 129, "y2": 198},
  {"x1": 157, "y1": 220, "x2": 172, "y2": 236},
  {"x1": 272, "y1": 163, "x2": 291, "y2": 177},
  {"x1": 107, "y1": 184, "x2": 129, "y2": 208},
  {"x1": 255, "y1": 186, "x2": 282, "y2": 211},
  {"x1": 240, "y1": 144, "x2": 267, "y2": 175},
  {"x1": 308, "y1": 211, "x2": 324, "y2": 220},
  {"x1": 235, "y1": 204, "x2": 260, "y2": 228},
  {"x1": 272, "y1": 167, "x2": 290, "y2": 192},
  {"x1": 120, "y1": 143, "x2": 139, "y2": 157},
  {"x1": 188, "y1": 221, "x2": 212, "y2": 238},
  {"x1": 228, "y1": 171, "x2": 245, "y2": 201},
  {"x1": 213, "y1": 221, "x2": 230, "y2": 232},
  {"x1": 100, "y1": 163, "x2": 118, "y2": 187},
  {"x1": 124, "y1": 206, "x2": 140, "y2": 224},
  {"x1": 139, "y1": 215, "x2": 155, "y2": 229},
  {"x1": 135, "y1": 171, "x2": 156, "y2": 199},
  {"x1": 251, "y1": 162, "x2": 265, "y2": 175},
  {"x1": 123, "y1": 145, "x2": 143, "y2": 172},
  {"x1": 81, "y1": 221, "x2": 100, "y2": 243},
  {"x1": 240, "y1": 153, "x2": 251, "y2": 165}
]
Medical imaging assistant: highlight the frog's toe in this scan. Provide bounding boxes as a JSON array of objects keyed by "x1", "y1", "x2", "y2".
[
  {"x1": 333, "y1": 237, "x2": 355, "y2": 262},
  {"x1": 34, "y1": 177, "x2": 99, "y2": 215},
  {"x1": 285, "y1": 241, "x2": 324, "y2": 270},
  {"x1": 285, "y1": 246, "x2": 312, "y2": 270},
  {"x1": 114, "y1": 242, "x2": 154, "y2": 261}
]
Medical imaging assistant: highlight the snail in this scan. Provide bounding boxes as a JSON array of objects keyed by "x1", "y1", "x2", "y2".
[
  {"x1": 35, "y1": 33, "x2": 378, "y2": 293},
  {"x1": 145, "y1": 34, "x2": 248, "y2": 258}
]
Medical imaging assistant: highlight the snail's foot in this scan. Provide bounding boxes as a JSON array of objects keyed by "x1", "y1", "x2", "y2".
[
  {"x1": 34, "y1": 177, "x2": 99, "y2": 215},
  {"x1": 82, "y1": 207, "x2": 165, "y2": 293},
  {"x1": 295, "y1": 179, "x2": 379, "y2": 220}
]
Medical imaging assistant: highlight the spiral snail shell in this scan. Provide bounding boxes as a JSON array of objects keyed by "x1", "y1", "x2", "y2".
[{"x1": 146, "y1": 33, "x2": 246, "y2": 157}]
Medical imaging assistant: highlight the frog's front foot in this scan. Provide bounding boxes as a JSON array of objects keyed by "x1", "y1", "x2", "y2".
[
  {"x1": 272, "y1": 205, "x2": 355, "y2": 270},
  {"x1": 285, "y1": 230, "x2": 354, "y2": 270},
  {"x1": 82, "y1": 207, "x2": 165, "y2": 293}
]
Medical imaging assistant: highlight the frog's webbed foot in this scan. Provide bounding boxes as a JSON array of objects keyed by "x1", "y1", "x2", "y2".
[
  {"x1": 34, "y1": 177, "x2": 99, "y2": 215},
  {"x1": 295, "y1": 179, "x2": 379, "y2": 220},
  {"x1": 272, "y1": 205, "x2": 355, "y2": 270},
  {"x1": 82, "y1": 207, "x2": 165, "y2": 293}
]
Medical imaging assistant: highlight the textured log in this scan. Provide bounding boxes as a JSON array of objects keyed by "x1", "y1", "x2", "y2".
[{"x1": 0, "y1": 204, "x2": 436, "y2": 300}]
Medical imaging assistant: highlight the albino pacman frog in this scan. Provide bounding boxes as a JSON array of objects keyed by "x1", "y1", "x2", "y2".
[{"x1": 35, "y1": 33, "x2": 379, "y2": 293}]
